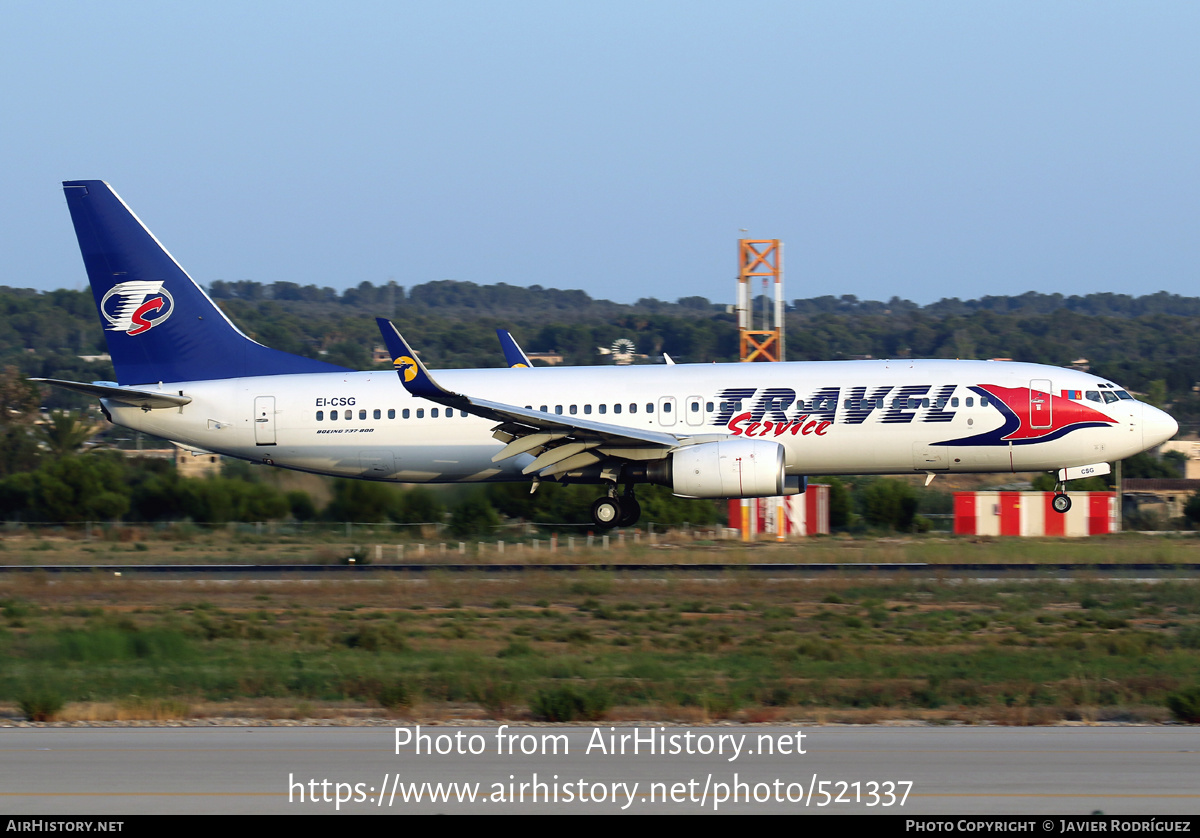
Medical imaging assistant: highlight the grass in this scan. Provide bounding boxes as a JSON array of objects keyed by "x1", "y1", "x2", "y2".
[
  {"x1": 0, "y1": 566, "x2": 1198, "y2": 724},
  {"x1": 2, "y1": 526, "x2": 1200, "y2": 567}
]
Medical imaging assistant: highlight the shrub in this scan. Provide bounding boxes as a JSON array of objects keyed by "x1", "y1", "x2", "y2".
[
  {"x1": 471, "y1": 679, "x2": 522, "y2": 718},
  {"x1": 19, "y1": 690, "x2": 65, "y2": 722},
  {"x1": 375, "y1": 679, "x2": 413, "y2": 712},
  {"x1": 1166, "y1": 686, "x2": 1200, "y2": 723},
  {"x1": 530, "y1": 684, "x2": 611, "y2": 722}
]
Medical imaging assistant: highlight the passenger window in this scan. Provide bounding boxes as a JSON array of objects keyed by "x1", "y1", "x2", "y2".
[
  {"x1": 416, "y1": 408, "x2": 424, "y2": 418},
  {"x1": 630, "y1": 404, "x2": 637, "y2": 414},
  {"x1": 540, "y1": 405, "x2": 548, "y2": 412},
  {"x1": 980, "y1": 397, "x2": 989, "y2": 407},
  {"x1": 706, "y1": 402, "x2": 713, "y2": 412},
  {"x1": 951, "y1": 398, "x2": 959, "y2": 408},
  {"x1": 570, "y1": 405, "x2": 578, "y2": 415},
  {"x1": 922, "y1": 399, "x2": 930, "y2": 408},
  {"x1": 316, "y1": 411, "x2": 324, "y2": 421},
  {"x1": 431, "y1": 408, "x2": 439, "y2": 418},
  {"x1": 373, "y1": 409, "x2": 381, "y2": 419},
  {"x1": 599, "y1": 404, "x2": 606, "y2": 414},
  {"x1": 555, "y1": 405, "x2": 563, "y2": 415},
  {"x1": 359, "y1": 409, "x2": 367, "y2": 420},
  {"x1": 691, "y1": 402, "x2": 700, "y2": 413},
  {"x1": 966, "y1": 398, "x2": 974, "y2": 407},
  {"x1": 344, "y1": 409, "x2": 351, "y2": 420},
  {"x1": 614, "y1": 404, "x2": 622, "y2": 414},
  {"x1": 402, "y1": 409, "x2": 410, "y2": 419},
  {"x1": 461, "y1": 410, "x2": 468, "y2": 417},
  {"x1": 646, "y1": 403, "x2": 654, "y2": 413},
  {"x1": 663, "y1": 402, "x2": 671, "y2": 413},
  {"x1": 584, "y1": 405, "x2": 592, "y2": 415}
]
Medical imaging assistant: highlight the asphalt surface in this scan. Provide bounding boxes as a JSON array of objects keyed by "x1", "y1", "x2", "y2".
[{"x1": 2, "y1": 724, "x2": 1198, "y2": 815}]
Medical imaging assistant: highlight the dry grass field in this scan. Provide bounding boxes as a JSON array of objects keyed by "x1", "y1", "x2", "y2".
[{"x1": 2, "y1": 529, "x2": 1200, "y2": 725}]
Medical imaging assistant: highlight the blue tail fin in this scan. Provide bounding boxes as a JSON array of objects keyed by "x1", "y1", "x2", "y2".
[
  {"x1": 496, "y1": 329, "x2": 532, "y2": 368},
  {"x1": 62, "y1": 180, "x2": 349, "y2": 385}
]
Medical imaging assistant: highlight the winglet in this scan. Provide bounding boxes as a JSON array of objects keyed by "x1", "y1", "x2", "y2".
[
  {"x1": 496, "y1": 329, "x2": 533, "y2": 368},
  {"x1": 375, "y1": 318, "x2": 457, "y2": 400}
]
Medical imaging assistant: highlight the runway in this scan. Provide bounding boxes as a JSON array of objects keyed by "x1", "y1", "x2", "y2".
[
  {"x1": 1, "y1": 562, "x2": 1198, "y2": 579},
  {"x1": 2, "y1": 725, "x2": 1198, "y2": 815}
]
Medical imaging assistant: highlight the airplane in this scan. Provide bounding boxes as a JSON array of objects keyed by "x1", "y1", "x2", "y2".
[{"x1": 37, "y1": 180, "x2": 1179, "y2": 529}]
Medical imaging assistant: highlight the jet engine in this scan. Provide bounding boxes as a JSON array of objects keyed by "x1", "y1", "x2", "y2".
[{"x1": 644, "y1": 439, "x2": 800, "y2": 499}]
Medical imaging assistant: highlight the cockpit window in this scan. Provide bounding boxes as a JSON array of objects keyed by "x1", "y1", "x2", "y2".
[
  {"x1": 1085, "y1": 391, "x2": 1101, "y2": 403},
  {"x1": 1101, "y1": 391, "x2": 1119, "y2": 404},
  {"x1": 1115, "y1": 390, "x2": 1133, "y2": 400}
]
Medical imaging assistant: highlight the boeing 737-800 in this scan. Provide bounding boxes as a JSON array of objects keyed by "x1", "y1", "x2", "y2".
[{"x1": 38, "y1": 181, "x2": 1178, "y2": 528}]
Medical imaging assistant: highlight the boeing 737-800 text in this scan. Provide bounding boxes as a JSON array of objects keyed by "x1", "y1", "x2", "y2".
[{"x1": 37, "y1": 181, "x2": 1178, "y2": 528}]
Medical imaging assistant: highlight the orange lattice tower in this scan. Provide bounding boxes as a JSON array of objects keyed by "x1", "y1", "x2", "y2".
[{"x1": 737, "y1": 239, "x2": 785, "y2": 362}]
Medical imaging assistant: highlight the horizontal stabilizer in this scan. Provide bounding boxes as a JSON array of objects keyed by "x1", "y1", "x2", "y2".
[{"x1": 31, "y1": 378, "x2": 192, "y2": 410}]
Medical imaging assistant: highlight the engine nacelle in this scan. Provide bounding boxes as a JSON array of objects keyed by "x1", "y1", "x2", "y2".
[{"x1": 660, "y1": 439, "x2": 791, "y2": 499}]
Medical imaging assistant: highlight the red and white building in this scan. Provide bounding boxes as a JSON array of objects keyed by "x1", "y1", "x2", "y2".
[
  {"x1": 954, "y1": 491, "x2": 1117, "y2": 537},
  {"x1": 728, "y1": 484, "x2": 831, "y2": 540}
]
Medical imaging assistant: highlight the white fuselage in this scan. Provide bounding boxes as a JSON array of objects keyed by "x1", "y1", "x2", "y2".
[{"x1": 102, "y1": 359, "x2": 1175, "y2": 486}]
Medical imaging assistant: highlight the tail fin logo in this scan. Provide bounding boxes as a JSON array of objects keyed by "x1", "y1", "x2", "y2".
[
  {"x1": 394, "y1": 356, "x2": 418, "y2": 382},
  {"x1": 100, "y1": 281, "x2": 175, "y2": 336}
]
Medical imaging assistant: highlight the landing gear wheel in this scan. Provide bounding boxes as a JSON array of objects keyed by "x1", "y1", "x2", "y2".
[
  {"x1": 617, "y1": 496, "x2": 641, "y2": 528},
  {"x1": 591, "y1": 497, "x2": 621, "y2": 528},
  {"x1": 1052, "y1": 493, "x2": 1072, "y2": 514}
]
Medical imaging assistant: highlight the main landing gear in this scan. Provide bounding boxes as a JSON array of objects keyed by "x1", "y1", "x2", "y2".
[{"x1": 590, "y1": 487, "x2": 641, "y2": 529}]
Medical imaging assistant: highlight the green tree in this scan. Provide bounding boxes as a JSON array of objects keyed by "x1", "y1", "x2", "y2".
[
  {"x1": 0, "y1": 366, "x2": 41, "y2": 477},
  {"x1": 325, "y1": 479, "x2": 398, "y2": 523},
  {"x1": 395, "y1": 487, "x2": 445, "y2": 523},
  {"x1": 859, "y1": 479, "x2": 920, "y2": 531},
  {"x1": 824, "y1": 476, "x2": 853, "y2": 529},
  {"x1": 447, "y1": 491, "x2": 501, "y2": 537},
  {"x1": 29, "y1": 453, "x2": 130, "y2": 522},
  {"x1": 36, "y1": 410, "x2": 102, "y2": 457}
]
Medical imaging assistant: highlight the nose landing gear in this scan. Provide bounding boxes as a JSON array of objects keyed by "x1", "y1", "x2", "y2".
[{"x1": 1051, "y1": 477, "x2": 1072, "y2": 514}]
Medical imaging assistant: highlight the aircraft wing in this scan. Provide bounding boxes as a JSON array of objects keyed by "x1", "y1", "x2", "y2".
[
  {"x1": 31, "y1": 378, "x2": 192, "y2": 410},
  {"x1": 376, "y1": 319, "x2": 692, "y2": 478}
]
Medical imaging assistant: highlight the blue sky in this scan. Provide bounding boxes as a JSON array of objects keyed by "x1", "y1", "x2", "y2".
[{"x1": 3, "y1": 1, "x2": 1198, "y2": 305}]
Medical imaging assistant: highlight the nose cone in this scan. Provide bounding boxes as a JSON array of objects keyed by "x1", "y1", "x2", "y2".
[{"x1": 1142, "y1": 403, "x2": 1179, "y2": 449}]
